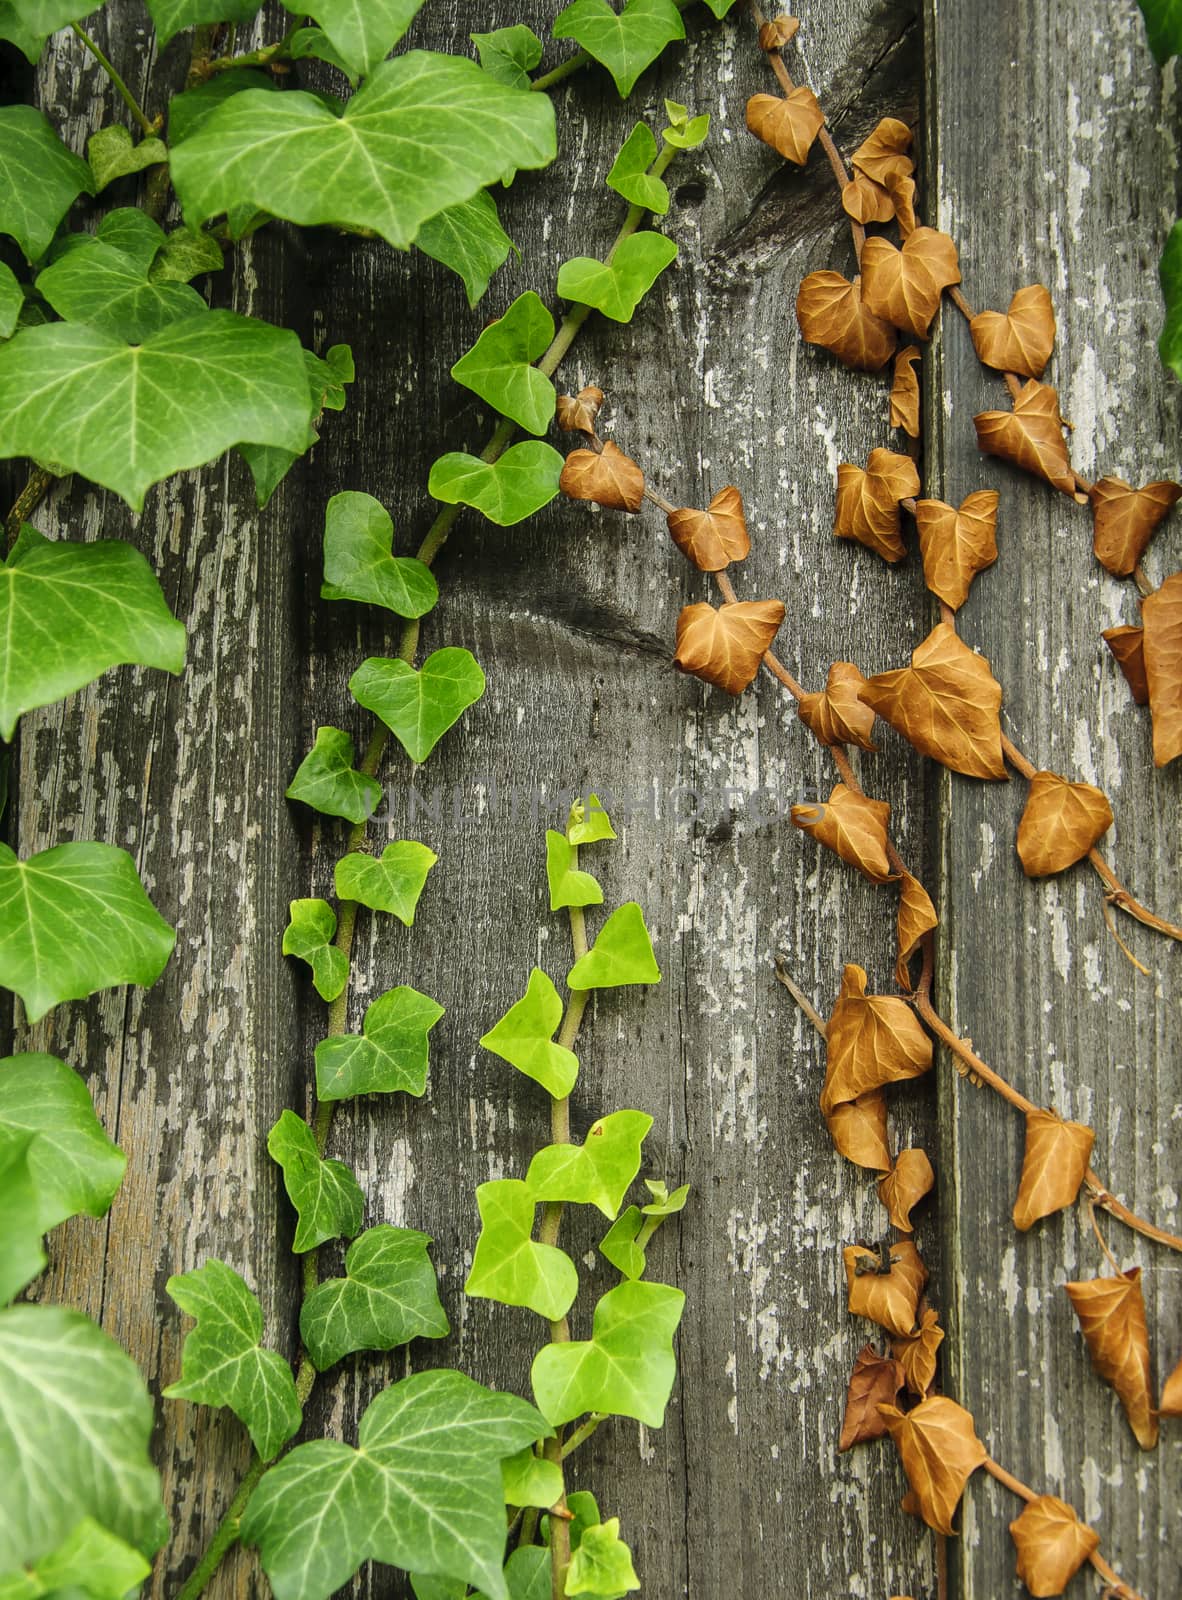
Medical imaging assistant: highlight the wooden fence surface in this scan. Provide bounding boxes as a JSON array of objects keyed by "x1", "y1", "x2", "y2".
[{"x1": 8, "y1": 0, "x2": 1180, "y2": 1595}]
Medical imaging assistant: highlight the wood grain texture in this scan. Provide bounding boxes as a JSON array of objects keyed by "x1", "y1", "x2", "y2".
[{"x1": 924, "y1": 0, "x2": 1182, "y2": 1594}]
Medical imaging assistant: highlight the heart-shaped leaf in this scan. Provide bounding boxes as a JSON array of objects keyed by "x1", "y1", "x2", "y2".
[
  {"x1": 1011, "y1": 1108, "x2": 1095, "y2": 1232},
  {"x1": 838, "y1": 1345, "x2": 904, "y2": 1450},
  {"x1": 892, "y1": 1308, "x2": 944, "y2": 1396},
  {"x1": 914, "y1": 490, "x2": 999, "y2": 610},
  {"x1": 834, "y1": 447, "x2": 921, "y2": 562},
  {"x1": 1064, "y1": 1269, "x2": 1157, "y2": 1448},
  {"x1": 282, "y1": 0, "x2": 424, "y2": 80},
  {"x1": 850, "y1": 117, "x2": 914, "y2": 185},
  {"x1": 567, "y1": 791, "x2": 617, "y2": 845},
  {"x1": 287, "y1": 727, "x2": 382, "y2": 825},
  {"x1": 745, "y1": 86, "x2": 824, "y2": 165},
  {"x1": 557, "y1": 385, "x2": 606, "y2": 436},
  {"x1": 472, "y1": 24, "x2": 543, "y2": 89},
  {"x1": 791, "y1": 782, "x2": 894, "y2": 883},
  {"x1": 560, "y1": 441, "x2": 645, "y2": 511},
  {"x1": 606, "y1": 121, "x2": 669, "y2": 213},
  {"x1": 557, "y1": 232, "x2": 678, "y2": 323},
  {"x1": 322, "y1": 491, "x2": 438, "y2": 619},
  {"x1": 798, "y1": 661, "x2": 877, "y2": 750},
  {"x1": 974, "y1": 379, "x2": 1077, "y2": 497},
  {"x1": 500, "y1": 1450, "x2": 564, "y2": 1513},
  {"x1": 895, "y1": 869, "x2": 937, "y2": 990},
  {"x1": 969, "y1": 284, "x2": 1056, "y2": 378},
  {"x1": 417, "y1": 190, "x2": 516, "y2": 308},
  {"x1": 860, "y1": 227, "x2": 961, "y2": 339},
  {"x1": 820, "y1": 963, "x2": 933, "y2": 1115},
  {"x1": 824, "y1": 1090, "x2": 892, "y2": 1173},
  {"x1": 36, "y1": 236, "x2": 206, "y2": 343},
  {"x1": 429, "y1": 441, "x2": 564, "y2": 525},
  {"x1": 334, "y1": 841, "x2": 437, "y2": 924},
  {"x1": 1009, "y1": 1495, "x2": 1100, "y2": 1598},
  {"x1": 350, "y1": 646, "x2": 486, "y2": 764},
  {"x1": 877, "y1": 1148, "x2": 935, "y2": 1232},
  {"x1": 1015, "y1": 770, "x2": 1113, "y2": 876},
  {"x1": 881, "y1": 1396, "x2": 986, "y2": 1536},
  {"x1": 796, "y1": 270, "x2": 896, "y2": 370},
  {"x1": 451, "y1": 292, "x2": 556, "y2": 435},
  {"x1": 0, "y1": 105, "x2": 94, "y2": 261},
  {"x1": 599, "y1": 1205, "x2": 647, "y2": 1278},
  {"x1": 526, "y1": 1109, "x2": 651, "y2": 1220},
  {"x1": 673, "y1": 598, "x2": 785, "y2": 695},
  {"x1": 843, "y1": 1240, "x2": 927, "y2": 1337},
  {"x1": 1142, "y1": 570, "x2": 1182, "y2": 766},
  {"x1": 300, "y1": 1225, "x2": 448, "y2": 1371},
  {"x1": 666, "y1": 485, "x2": 750, "y2": 571},
  {"x1": 465, "y1": 1178, "x2": 579, "y2": 1320},
  {"x1": 1102, "y1": 624, "x2": 1149, "y2": 704},
  {"x1": 566, "y1": 902, "x2": 660, "y2": 990},
  {"x1": 841, "y1": 172, "x2": 895, "y2": 224},
  {"x1": 87, "y1": 125, "x2": 168, "y2": 191},
  {"x1": 282, "y1": 899, "x2": 349, "y2": 1003},
  {"x1": 530, "y1": 1279, "x2": 684, "y2": 1426},
  {"x1": 552, "y1": 0, "x2": 685, "y2": 97},
  {"x1": 889, "y1": 344, "x2": 921, "y2": 436},
  {"x1": 566, "y1": 1519, "x2": 639, "y2": 1597},
  {"x1": 1089, "y1": 474, "x2": 1181, "y2": 577},
  {"x1": 546, "y1": 830, "x2": 603, "y2": 910},
  {"x1": 267, "y1": 1110, "x2": 364, "y2": 1252},
  {"x1": 8, "y1": 1517, "x2": 151, "y2": 1598},
  {"x1": 315, "y1": 984, "x2": 444, "y2": 1101},
  {"x1": 0, "y1": 1053, "x2": 124, "y2": 1235},
  {"x1": 480, "y1": 968, "x2": 580, "y2": 1100}
]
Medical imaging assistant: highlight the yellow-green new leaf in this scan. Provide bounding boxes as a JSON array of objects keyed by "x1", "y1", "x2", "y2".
[
  {"x1": 282, "y1": 898, "x2": 349, "y2": 1002},
  {"x1": 429, "y1": 442, "x2": 565, "y2": 526},
  {"x1": 451, "y1": 291, "x2": 556, "y2": 434},
  {"x1": 315, "y1": 985, "x2": 444, "y2": 1101},
  {"x1": 530, "y1": 1280, "x2": 684, "y2": 1426},
  {"x1": 350, "y1": 647, "x2": 486, "y2": 763},
  {"x1": 566, "y1": 1519, "x2": 640, "y2": 1596},
  {"x1": 557, "y1": 232, "x2": 678, "y2": 323},
  {"x1": 567, "y1": 902, "x2": 659, "y2": 990},
  {"x1": 546, "y1": 830, "x2": 603, "y2": 910},
  {"x1": 466, "y1": 1179, "x2": 579, "y2": 1320},
  {"x1": 267, "y1": 1110, "x2": 364, "y2": 1252},
  {"x1": 287, "y1": 727, "x2": 382, "y2": 825},
  {"x1": 525, "y1": 1109, "x2": 652, "y2": 1219},
  {"x1": 480, "y1": 968, "x2": 579, "y2": 1099},
  {"x1": 322, "y1": 491, "x2": 438, "y2": 619},
  {"x1": 334, "y1": 841, "x2": 438, "y2": 924}
]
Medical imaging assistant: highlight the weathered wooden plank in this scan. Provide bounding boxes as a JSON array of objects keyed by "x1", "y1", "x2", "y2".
[{"x1": 926, "y1": 0, "x2": 1182, "y2": 1592}]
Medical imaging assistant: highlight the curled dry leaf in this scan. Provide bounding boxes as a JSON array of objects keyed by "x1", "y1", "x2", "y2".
[
  {"x1": 877, "y1": 1147, "x2": 935, "y2": 1232},
  {"x1": 1011, "y1": 1108, "x2": 1096, "y2": 1232},
  {"x1": 556, "y1": 385, "x2": 605, "y2": 435},
  {"x1": 900, "y1": 1489, "x2": 922, "y2": 1519},
  {"x1": 745, "y1": 86, "x2": 825, "y2": 166},
  {"x1": 1141, "y1": 570, "x2": 1182, "y2": 767},
  {"x1": 969, "y1": 285, "x2": 1056, "y2": 379},
  {"x1": 850, "y1": 116, "x2": 914, "y2": 187},
  {"x1": 859, "y1": 622, "x2": 1007, "y2": 780},
  {"x1": 839, "y1": 1345, "x2": 905, "y2": 1451},
  {"x1": 1102, "y1": 625, "x2": 1149, "y2": 705},
  {"x1": 914, "y1": 490, "x2": 999, "y2": 611},
  {"x1": 1009, "y1": 1496, "x2": 1101, "y2": 1598},
  {"x1": 896, "y1": 870, "x2": 937, "y2": 992},
  {"x1": 796, "y1": 270, "x2": 897, "y2": 371},
  {"x1": 885, "y1": 170, "x2": 917, "y2": 236},
  {"x1": 1090, "y1": 476, "x2": 1182, "y2": 577},
  {"x1": 790, "y1": 781, "x2": 894, "y2": 883},
  {"x1": 841, "y1": 172, "x2": 895, "y2": 225},
  {"x1": 880, "y1": 1395, "x2": 987, "y2": 1536},
  {"x1": 673, "y1": 598, "x2": 786, "y2": 697},
  {"x1": 974, "y1": 379, "x2": 1077, "y2": 497},
  {"x1": 758, "y1": 15, "x2": 801, "y2": 50},
  {"x1": 860, "y1": 228, "x2": 962, "y2": 340},
  {"x1": 1161, "y1": 1355, "x2": 1182, "y2": 1416},
  {"x1": 1064, "y1": 1269, "x2": 1158, "y2": 1450},
  {"x1": 889, "y1": 345, "x2": 921, "y2": 438},
  {"x1": 834, "y1": 447, "x2": 922, "y2": 563},
  {"x1": 1015, "y1": 770, "x2": 1113, "y2": 878},
  {"x1": 892, "y1": 1307, "x2": 944, "y2": 1396},
  {"x1": 560, "y1": 441, "x2": 644, "y2": 512},
  {"x1": 825, "y1": 1089, "x2": 892, "y2": 1172},
  {"x1": 666, "y1": 485, "x2": 750, "y2": 572},
  {"x1": 843, "y1": 1240, "x2": 927, "y2": 1338},
  {"x1": 820, "y1": 962, "x2": 933, "y2": 1115},
  {"x1": 798, "y1": 660, "x2": 877, "y2": 750}
]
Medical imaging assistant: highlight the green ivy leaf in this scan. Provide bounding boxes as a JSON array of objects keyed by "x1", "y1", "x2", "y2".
[
  {"x1": 699, "y1": 0, "x2": 741, "y2": 12},
  {"x1": 240, "y1": 1369, "x2": 549, "y2": 1600},
  {"x1": 552, "y1": 0, "x2": 685, "y2": 97},
  {"x1": 0, "y1": 1136, "x2": 43, "y2": 1305},
  {"x1": 0, "y1": 1304, "x2": 167, "y2": 1573},
  {"x1": 300, "y1": 1225, "x2": 448, "y2": 1371},
  {"x1": 451, "y1": 291, "x2": 556, "y2": 434},
  {"x1": 567, "y1": 902, "x2": 659, "y2": 991},
  {"x1": 417, "y1": 190, "x2": 517, "y2": 308},
  {"x1": 0, "y1": 1052, "x2": 125, "y2": 1233},
  {"x1": 606, "y1": 122, "x2": 669, "y2": 214},
  {"x1": 429, "y1": 441, "x2": 564, "y2": 526},
  {"x1": 350, "y1": 646, "x2": 486, "y2": 763},
  {"x1": 566, "y1": 1519, "x2": 639, "y2": 1596},
  {"x1": 314, "y1": 983, "x2": 444, "y2": 1101},
  {"x1": 545, "y1": 830, "x2": 602, "y2": 911},
  {"x1": 471, "y1": 24, "x2": 543, "y2": 89},
  {"x1": 479, "y1": 967, "x2": 579, "y2": 1099},
  {"x1": 150, "y1": 225, "x2": 224, "y2": 283},
  {"x1": 500, "y1": 1448, "x2": 563, "y2": 1510},
  {"x1": 0, "y1": 106, "x2": 94, "y2": 261},
  {"x1": 465, "y1": 1178, "x2": 579, "y2": 1320},
  {"x1": 642, "y1": 1176, "x2": 689, "y2": 1215},
  {"x1": 0, "y1": 263, "x2": 23, "y2": 340},
  {"x1": 282, "y1": 898, "x2": 349, "y2": 1002},
  {"x1": 88, "y1": 205, "x2": 167, "y2": 272},
  {"x1": 164, "y1": 1260, "x2": 302, "y2": 1462},
  {"x1": 530, "y1": 1280, "x2": 684, "y2": 1427},
  {"x1": 0, "y1": 1515, "x2": 152, "y2": 1599},
  {"x1": 334, "y1": 840, "x2": 437, "y2": 923},
  {"x1": 0, "y1": 312, "x2": 311, "y2": 511},
  {"x1": 170, "y1": 54, "x2": 556, "y2": 250},
  {"x1": 567, "y1": 792, "x2": 617, "y2": 845},
  {"x1": 598, "y1": 1205, "x2": 645, "y2": 1279},
  {"x1": 287, "y1": 25, "x2": 358, "y2": 80},
  {"x1": 525, "y1": 1110, "x2": 652, "y2": 1219},
  {"x1": 661, "y1": 97, "x2": 710, "y2": 150},
  {"x1": 0, "y1": 841, "x2": 175, "y2": 1024},
  {"x1": 240, "y1": 344, "x2": 355, "y2": 508},
  {"x1": 1160, "y1": 218, "x2": 1182, "y2": 381},
  {"x1": 145, "y1": 0, "x2": 262, "y2": 48},
  {"x1": 167, "y1": 67, "x2": 279, "y2": 145},
  {"x1": 0, "y1": 1, "x2": 106, "y2": 61},
  {"x1": 0, "y1": 526, "x2": 186, "y2": 741},
  {"x1": 286, "y1": 727, "x2": 381, "y2": 825},
  {"x1": 1137, "y1": 0, "x2": 1182, "y2": 62},
  {"x1": 267, "y1": 1109, "x2": 364, "y2": 1252},
  {"x1": 86, "y1": 125, "x2": 168, "y2": 190},
  {"x1": 35, "y1": 236, "x2": 206, "y2": 342},
  {"x1": 557, "y1": 232, "x2": 677, "y2": 323},
  {"x1": 283, "y1": 0, "x2": 424, "y2": 80},
  {"x1": 322, "y1": 490, "x2": 438, "y2": 618}
]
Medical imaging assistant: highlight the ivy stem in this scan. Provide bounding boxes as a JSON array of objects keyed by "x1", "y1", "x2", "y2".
[
  {"x1": 980, "y1": 1457, "x2": 1143, "y2": 1600},
  {"x1": 197, "y1": 22, "x2": 305, "y2": 78},
  {"x1": 174, "y1": 1457, "x2": 267, "y2": 1600},
  {"x1": 561, "y1": 1411, "x2": 606, "y2": 1459},
  {"x1": 4, "y1": 468, "x2": 53, "y2": 548},
  {"x1": 71, "y1": 22, "x2": 156, "y2": 138}
]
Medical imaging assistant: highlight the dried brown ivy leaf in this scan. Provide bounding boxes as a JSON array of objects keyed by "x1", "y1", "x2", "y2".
[
  {"x1": 974, "y1": 379, "x2": 1077, "y2": 497},
  {"x1": 1011, "y1": 1108, "x2": 1096, "y2": 1232},
  {"x1": 825, "y1": 1089, "x2": 892, "y2": 1172},
  {"x1": 1064, "y1": 1269, "x2": 1158, "y2": 1450},
  {"x1": 560, "y1": 441, "x2": 644, "y2": 512},
  {"x1": 839, "y1": 1345, "x2": 905, "y2": 1451},
  {"x1": 673, "y1": 599, "x2": 785, "y2": 697},
  {"x1": 556, "y1": 385, "x2": 605, "y2": 435},
  {"x1": 798, "y1": 661, "x2": 877, "y2": 750},
  {"x1": 834, "y1": 447, "x2": 921, "y2": 563},
  {"x1": 878, "y1": 1148, "x2": 935, "y2": 1232},
  {"x1": 791, "y1": 781, "x2": 894, "y2": 883},
  {"x1": 889, "y1": 345, "x2": 921, "y2": 437},
  {"x1": 896, "y1": 870, "x2": 938, "y2": 992},
  {"x1": 1161, "y1": 1355, "x2": 1182, "y2": 1416},
  {"x1": 820, "y1": 962, "x2": 933, "y2": 1115},
  {"x1": 850, "y1": 116, "x2": 914, "y2": 186},
  {"x1": 859, "y1": 622, "x2": 1007, "y2": 780},
  {"x1": 880, "y1": 1396, "x2": 987, "y2": 1536},
  {"x1": 796, "y1": 270, "x2": 897, "y2": 371},
  {"x1": 843, "y1": 1240, "x2": 927, "y2": 1337},
  {"x1": 1016, "y1": 770, "x2": 1113, "y2": 878},
  {"x1": 1103, "y1": 625, "x2": 1149, "y2": 705},
  {"x1": 758, "y1": 14, "x2": 800, "y2": 49},
  {"x1": 900, "y1": 1489, "x2": 922, "y2": 1519},
  {"x1": 860, "y1": 228, "x2": 962, "y2": 340},
  {"x1": 892, "y1": 1307, "x2": 944, "y2": 1396},
  {"x1": 745, "y1": 86, "x2": 825, "y2": 166},
  {"x1": 1009, "y1": 1496, "x2": 1100, "y2": 1598},
  {"x1": 914, "y1": 490, "x2": 999, "y2": 611},
  {"x1": 969, "y1": 285, "x2": 1056, "y2": 379},
  {"x1": 1141, "y1": 570, "x2": 1182, "y2": 767},
  {"x1": 666, "y1": 486, "x2": 750, "y2": 572},
  {"x1": 1090, "y1": 476, "x2": 1182, "y2": 577},
  {"x1": 841, "y1": 172, "x2": 895, "y2": 225},
  {"x1": 885, "y1": 169, "x2": 917, "y2": 236}
]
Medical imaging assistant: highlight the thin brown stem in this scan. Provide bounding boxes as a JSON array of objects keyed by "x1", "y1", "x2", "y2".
[
  {"x1": 772, "y1": 956, "x2": 827, "y2": 1037},
  {"x1": 1087, "y1": 1197, "x2": 1121, "y2": 1274},
  {"x1": 981, "y1": 1458, "x2": 1144, "y2": 1600}
]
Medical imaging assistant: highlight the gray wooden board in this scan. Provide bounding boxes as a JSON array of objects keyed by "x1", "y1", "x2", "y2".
[{"x1": 6, "y1": 0, "x2": 1177, "y2": 1596}]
